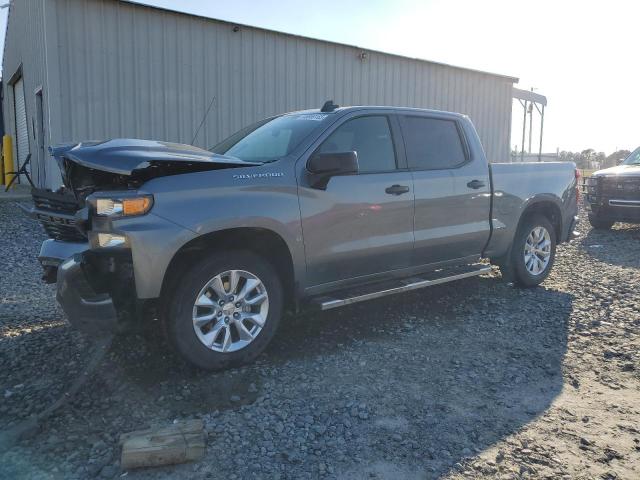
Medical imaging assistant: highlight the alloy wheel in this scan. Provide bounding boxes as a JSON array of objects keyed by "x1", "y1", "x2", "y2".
[
  {"x1": 523, "y1": 226, "x2": 551, "y2": 276},
  {"x1": 192, "y1": 269, "x2": 269, "y2": 352}
]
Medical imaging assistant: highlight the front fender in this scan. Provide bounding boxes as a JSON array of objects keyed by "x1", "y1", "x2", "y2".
[
  {"x1": 134, "y1": 165, "x2": 305, "y2": 298},
  {"x1": 111, "y1": 212, "x2": 197, "y2": 299}
]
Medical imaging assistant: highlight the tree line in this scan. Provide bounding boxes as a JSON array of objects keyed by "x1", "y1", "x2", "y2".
[{"x1": 558, "y1": 149, "x2": 630, "y2": 169}]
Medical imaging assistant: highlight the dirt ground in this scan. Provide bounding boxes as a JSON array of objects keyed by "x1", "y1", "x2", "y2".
[{"x1": 0, "y1": 204, "x2": 638, "y2": 479}]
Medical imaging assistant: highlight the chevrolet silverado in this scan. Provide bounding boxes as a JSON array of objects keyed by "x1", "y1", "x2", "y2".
[{"x1": 26, "y1": 103, "x2": 580, "y2": 369}]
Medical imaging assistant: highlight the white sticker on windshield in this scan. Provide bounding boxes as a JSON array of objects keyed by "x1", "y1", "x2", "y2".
[{"x1": 296, "y1": 114, "x2": 328, "y2": 121}]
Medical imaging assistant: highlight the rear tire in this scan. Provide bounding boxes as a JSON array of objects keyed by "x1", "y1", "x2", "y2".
[
  {"x1": 163, "y1": 250, "x2": 283, "y2": 370},
  {"x1": 588, "y1": 214, "x2": 614, "y2": 230},
  {"x1": 502, "y1": 214, "x2": 557, "y2": 288}
]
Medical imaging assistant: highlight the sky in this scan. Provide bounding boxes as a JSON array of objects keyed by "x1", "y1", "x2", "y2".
[{"x1": 0, "y1": 0, "x2": 637, "y2": 155}]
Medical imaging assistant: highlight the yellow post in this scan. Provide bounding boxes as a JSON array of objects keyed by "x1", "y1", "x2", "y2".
[{"x1": 3, "y1": 135, "x2": 14, "y2": 188}]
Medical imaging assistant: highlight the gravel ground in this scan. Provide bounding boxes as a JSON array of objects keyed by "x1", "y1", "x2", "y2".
[{"x1": 0, "y1": 201, "x2": 638, "y2": 480}]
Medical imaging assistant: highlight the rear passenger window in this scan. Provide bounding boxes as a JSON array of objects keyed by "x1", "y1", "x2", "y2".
[
  {"x1": 401, "y1": 117, "x2": 467, "y2": 170},
  {"x1": 317, "y1": 116, "x2": 396, "y2": 173}
]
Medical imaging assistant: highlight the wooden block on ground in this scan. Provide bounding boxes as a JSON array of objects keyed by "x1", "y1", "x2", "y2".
[{"x1": 120, "y1": 419, "x2": 206, "y2": 469}]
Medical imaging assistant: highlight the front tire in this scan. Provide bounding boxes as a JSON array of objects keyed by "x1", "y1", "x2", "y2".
[
  {"x1": 588, "y1": 214, "x2": 614, "y2": 230},
  {"x1": 164, "y1": 250, "x2": 283, "y2": 370},
  {"x1": 503, "y1": 214, "x2": 557, "y2": 288}
]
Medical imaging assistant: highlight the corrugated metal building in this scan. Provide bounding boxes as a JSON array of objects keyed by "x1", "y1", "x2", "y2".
[{"x1": 2, "y1": 0, "x2": 519, "y2": 189}]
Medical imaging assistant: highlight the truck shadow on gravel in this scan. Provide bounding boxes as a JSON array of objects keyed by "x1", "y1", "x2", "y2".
[
  {"x1": 2, "y1": 275, "x2": 573, "y2": 479},
  {"x1": 580, "y1": 223, "x2": 640, "y2": 268},
  {"x1": 80, "y1": 275, "x2": 571, "y2": 478}
]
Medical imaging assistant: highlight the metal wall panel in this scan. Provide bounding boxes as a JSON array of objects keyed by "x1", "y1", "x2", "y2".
[
  {"x1": 4, "y1": 0, "x2": 516, "y2": 189},
  {"x1": 1, "y1": 0, "x2": 52, "y2": 187}
]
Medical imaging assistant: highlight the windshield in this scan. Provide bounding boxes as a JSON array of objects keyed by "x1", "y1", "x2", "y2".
[
  {"x1": 210, "y1": 114, "x2": 330, "y2": 162},
  {"x1": 623, "y1": 147, "x2": 640, "y2": 165}
]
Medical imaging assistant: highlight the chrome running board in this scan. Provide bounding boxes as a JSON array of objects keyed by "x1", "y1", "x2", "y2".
[{"x1": 314, "y1": 264, "x2": 491, "y2": 311}]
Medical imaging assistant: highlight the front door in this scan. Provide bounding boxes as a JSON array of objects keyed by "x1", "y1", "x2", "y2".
[{"x1": 298, "y1": 114, "x2": 415, "y2": 288}]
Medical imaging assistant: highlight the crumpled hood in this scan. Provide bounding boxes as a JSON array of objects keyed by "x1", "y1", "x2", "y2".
[
  {"x1": 592, "y1": 164, "x2": 640, "y2": 178},
  {"x1": 50, "y1": 138, "x2": 259, "y2": 176}
]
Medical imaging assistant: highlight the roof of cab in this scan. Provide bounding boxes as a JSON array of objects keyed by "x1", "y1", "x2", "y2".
[{"x1": 285, "y1": 105, "x2": 467, "y2": 120}]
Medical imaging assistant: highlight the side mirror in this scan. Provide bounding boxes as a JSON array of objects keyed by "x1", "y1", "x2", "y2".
[{"x1": 307, "y1": 151, "x2": 358, "y2": 189}]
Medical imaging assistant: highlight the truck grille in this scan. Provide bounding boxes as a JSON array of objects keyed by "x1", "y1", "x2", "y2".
[
  {"x1": 601, "y1": 177, "x2": 640, "y2": 200},
  {"x1": 31, "y1": 189, "x2": 87, "y2": 242}
]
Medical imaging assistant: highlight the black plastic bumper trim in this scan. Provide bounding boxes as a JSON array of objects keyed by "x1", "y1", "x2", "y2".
[{"x1": 56, "y1": 256, "x2": 118, "y2": 336}]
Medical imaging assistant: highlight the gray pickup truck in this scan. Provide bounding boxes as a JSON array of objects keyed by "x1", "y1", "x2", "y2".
[{"x1": 28, "y1": 103, "x2": 579, "y2": 369}]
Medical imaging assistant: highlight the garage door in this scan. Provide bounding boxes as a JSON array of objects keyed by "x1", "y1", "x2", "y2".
[{"x1": 13, "y1": 77, "x2": 30, "y2": 177}]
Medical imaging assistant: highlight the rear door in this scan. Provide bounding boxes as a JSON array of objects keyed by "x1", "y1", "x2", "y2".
[
  {"x1": 298, "y1": 113, "x2": 415, "y2": 288},
  {"x1": 399, "y1": 114, "x2": 491, "y2": 266}
]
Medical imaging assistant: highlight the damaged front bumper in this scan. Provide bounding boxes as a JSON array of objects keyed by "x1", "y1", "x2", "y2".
[
  {"x1": 29, "y1": 182, "x2": 197, "y2": 335},
  {"x1": 56, "y1": 254, "x2": 119, "y2": 336},
  {"x1": 39, "y1": 239, "x2": 88, "y2": 282},
  {"x1": 39, "y1": 239, "x2": 133, "y2": 336}
]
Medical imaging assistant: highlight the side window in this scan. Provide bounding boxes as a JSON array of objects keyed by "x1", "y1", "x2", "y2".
[
  {"x1": 317, "y1": 116, "x2": 396, "y2": 173},
  {"x1": 402, "y1": 116, "x2": 467, "y2": 170}
]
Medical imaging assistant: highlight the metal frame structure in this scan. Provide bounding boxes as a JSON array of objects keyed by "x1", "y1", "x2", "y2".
[{"x1": 513, "y1": 87, "x2": 547, "y2": 162}]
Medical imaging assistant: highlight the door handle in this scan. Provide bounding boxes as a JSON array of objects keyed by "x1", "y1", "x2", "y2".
[
  {"x1": 385, "y1": 184, "x2": 410, "y2": 195},
  {"x1": 466, "y1": 179, "x2": 485, "y2": 189}
]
